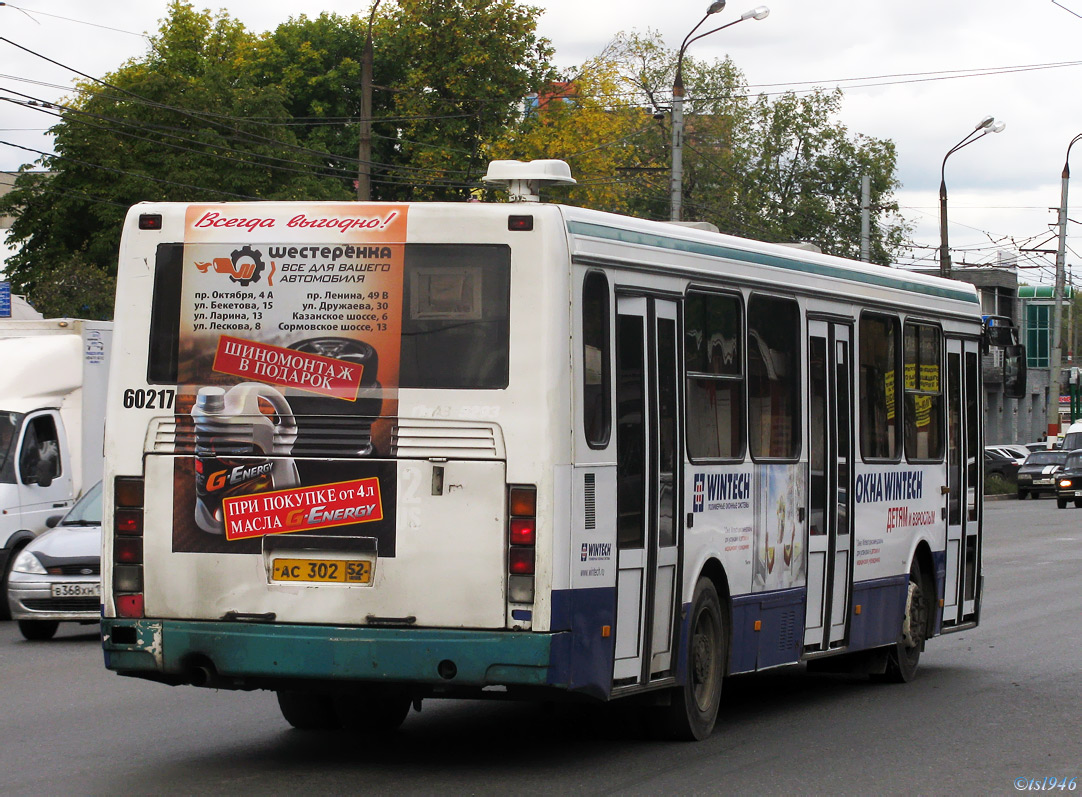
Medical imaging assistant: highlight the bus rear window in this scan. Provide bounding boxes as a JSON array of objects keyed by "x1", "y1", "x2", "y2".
[
  {"x1": 400, "y1": 244, "x2": 510, "y2": 389},
  {"x1": 147, "y1": 242, "x2": 510, "y2": 390}
]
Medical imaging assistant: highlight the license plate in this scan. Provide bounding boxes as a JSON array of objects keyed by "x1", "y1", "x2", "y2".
[
  {"x1": 271, "y1": 558, "x2": 372, "y2": 584},
  {"x1": 1035, "y1": 479, "x2": 1052, "y2": 485},
  {"x1": 51, "y1": 582, "x2": 100, "y2": 598}
]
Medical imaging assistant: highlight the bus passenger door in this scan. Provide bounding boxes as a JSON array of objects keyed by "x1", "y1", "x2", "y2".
[
  {"x1": 805, "y1": 321, "x2": 854, "y2": 650},
  {"x1": 944, "y1": 338, "x2": 981, "y2": 626},
  {"x1": 613, "y1": 296, "x2": 681, "y2": 685}
]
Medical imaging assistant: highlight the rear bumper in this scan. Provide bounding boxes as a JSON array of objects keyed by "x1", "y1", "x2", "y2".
[{"x1": 102, "y1": 618, "x2": 564, "y2": 690}]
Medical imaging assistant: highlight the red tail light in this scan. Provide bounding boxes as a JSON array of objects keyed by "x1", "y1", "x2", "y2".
[
  {"x1": 507, "y1": 485, "x2": 537, "y2": 605},
  {"x1": 114, "y1": 537, "x2": 143, "y2": 564},
  {"x1": 113, "y1": 476, "x2": 145, "y2": 619},
  {"x1": 509, "y1": 518, "x2": 536, "y2": 545},
  {"x1": 115, "y1": 509, "x2": 142, "y2": 535},
  {"x1": 116, "y1": 594, "x2": 144, "y2": 619},
  {"x1": 509, "y1": 547, "x2": 535, "y2": 575}
]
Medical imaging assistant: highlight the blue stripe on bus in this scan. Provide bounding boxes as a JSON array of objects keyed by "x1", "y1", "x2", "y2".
[
  {"x1": 848, "y1": 575, "x2": 909, "y2": 650},
  {"x1": 549, "y1": 587, "x2": 616, "y2": 700},
  {"x1": 730, "y1": 588, "x2": 805, "y2": 673},
  {"x1": 565, "y1": 220, "x2": 980, "y2": 305}
]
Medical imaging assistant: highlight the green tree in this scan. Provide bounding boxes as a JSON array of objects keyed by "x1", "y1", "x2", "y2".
[
  {"x1": 2, "y1": 1, "x2": 558, "y2": 309},
  {"x1": 503, "y1": 30, "x2": 909, "y2": 264},
  {"x1": 376, "y1": 0, "x2": 556, "y2": 200},
  {"x1": 488, "y1": 58, "x2": 656, "y2": 211},
  {"x1": 19, "y1": 252, "x2": 116, "y2": 320},
  {"x1": 0, "y1": 1, "x2": 337, "y2": 309}
]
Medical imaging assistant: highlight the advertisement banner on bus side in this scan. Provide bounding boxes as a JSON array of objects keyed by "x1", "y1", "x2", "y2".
[{"x1": 688, "y1": 463, "x2": 805, "y2": 593}]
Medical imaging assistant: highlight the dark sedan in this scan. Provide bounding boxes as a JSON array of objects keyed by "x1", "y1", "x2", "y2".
[
  {"x1": 1016, "y1": 450, "x2": 1068, "y2": 500},
  {"x1": 1055, "y1": 450, "x2": 1082, "y2": 509},
  {"x1": 984, "y1": 448, "x2": 1021, "y2": 483}
]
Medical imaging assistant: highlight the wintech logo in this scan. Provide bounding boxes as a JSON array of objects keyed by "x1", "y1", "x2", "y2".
[
  {"x1": 581, "y1": 542, "x2": 612, "y2": 562},
  {"x1": 693, "y1": 473, "x2": 705, "y2": 512}
]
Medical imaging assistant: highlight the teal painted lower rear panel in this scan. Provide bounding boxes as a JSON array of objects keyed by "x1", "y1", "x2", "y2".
[{"x1": 102, "y1": 618, "x2": 562, "y2": 688}]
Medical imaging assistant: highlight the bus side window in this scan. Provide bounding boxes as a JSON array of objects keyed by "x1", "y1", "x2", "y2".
[
  {"x1": 903, "y1": 322, "x2": 944, "y2": 462},
  {"x1": 685, "y1": 290, "x2": 744, "y2": 460},
  {"x1": 859, "y1": 313, "x2": 901, "y2": 461},
  {"x1": 747, "y1": 295, "x2": 800, "y2": 460},
  {"x1": 582, "y1": 272, "x2": 611, "y2": 448}
]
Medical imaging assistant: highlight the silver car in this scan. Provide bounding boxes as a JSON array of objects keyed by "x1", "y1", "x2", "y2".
[{"x1": 6, "y1": 481, "x2": 101, "y2": 640}]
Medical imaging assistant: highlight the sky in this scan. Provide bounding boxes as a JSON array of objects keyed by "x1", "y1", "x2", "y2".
[{"x1": 3, "y1": 0, "x2": 1082, "y2": 285}]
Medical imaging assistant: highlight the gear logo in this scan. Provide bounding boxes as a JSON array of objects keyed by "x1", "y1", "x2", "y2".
[{"x1": 194, "y1": 245, "x2": 266, "y2": 286}]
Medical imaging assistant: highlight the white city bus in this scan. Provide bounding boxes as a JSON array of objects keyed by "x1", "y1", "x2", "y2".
[{"x1": 101, "y1": 160, "x2": 991, "y2": 740}]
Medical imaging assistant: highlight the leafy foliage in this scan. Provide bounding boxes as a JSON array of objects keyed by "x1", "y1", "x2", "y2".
[
  {"x1": 497, "y1": 30, "x2": 910, "y2": 264},
  {"x1": 1, "y1": 4, "x2": 912, "y2": 318},
  {"x1": 0, "y1": 0, "x2": 556, "y2": 310},
  {"x1": 18, "y1": 252, "x2": 116, "y2": 320}
]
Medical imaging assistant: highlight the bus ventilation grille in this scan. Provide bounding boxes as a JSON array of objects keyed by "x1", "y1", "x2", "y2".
[
  {"x1": 391, "y1": 422, "x2": 502, "y2": 459},
  {"x1": 149, "y1": 416, "x2": 375, "y2": 458},
  {"x1": 778, "y1": 609, "x2": 796, "y2": 652},
  {"x1": 584, "y1": 473, "x2": 596, "y2": 529}
]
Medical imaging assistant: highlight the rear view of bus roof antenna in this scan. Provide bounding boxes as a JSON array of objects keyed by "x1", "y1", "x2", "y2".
[{"x1": 483, "y1": 159, "x2": 576, "y2": 202}]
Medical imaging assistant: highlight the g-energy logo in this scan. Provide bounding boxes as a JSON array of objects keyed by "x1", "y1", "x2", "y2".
[{"x1": 580, "y1": 542, "x2": 612, "y2": 562}]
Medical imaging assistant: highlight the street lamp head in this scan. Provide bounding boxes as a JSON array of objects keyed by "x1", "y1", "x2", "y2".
[
  {"x1": 976, "y1": 115, "x2": 995, "y2": 130},
  {"x1": 707, "y1": 1, "x2": 727, "y2": 13},
  {"x1": 742, "y1": 5, "x2": 770, "y2": 20},
  {"x1": 991, "y1": 121, "x2": 1006, "y2": 134}
]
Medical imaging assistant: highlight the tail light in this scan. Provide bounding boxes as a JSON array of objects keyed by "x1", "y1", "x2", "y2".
[
  {"x1": 113, "y1": 476, "x2": 145, "y2": 618},
  {"x1": 507, "y1": 485, "x2": 536, "y2": 604}
]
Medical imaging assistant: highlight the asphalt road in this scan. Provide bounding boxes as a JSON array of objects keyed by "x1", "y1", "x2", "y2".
[{"x1": 1, "y1": 499, "x2": 1079, "y2": 796}]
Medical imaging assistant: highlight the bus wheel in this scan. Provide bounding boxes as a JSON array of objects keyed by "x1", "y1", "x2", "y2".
[
  {"x1": 336, "y1": 688, "x2": 412, "y2": 734},
  {"x1": 881, "y1": 563, "x2": 929, "y2": 683},
  {"x1": 276, "y1": 691, "x2": 341, "y2": 730},
  {"x1": 661, "y1": 578, "x2": 726, "y2": 741}
]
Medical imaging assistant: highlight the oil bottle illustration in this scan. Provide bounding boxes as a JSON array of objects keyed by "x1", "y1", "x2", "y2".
[{"x1": 192, "y1": 382, "x2": 300, "y2": 534}]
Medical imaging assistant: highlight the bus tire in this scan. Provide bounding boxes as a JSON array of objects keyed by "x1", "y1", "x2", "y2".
[
  {"x1": 276, "y1": 690, "x2": 341, "y2": 730},
  {"x1": 661, "y1": 577, "x2": 726, "y2": 741},
  {"x1": 335, "y1": 688, "x2": 412, "y2": 734},
  {"x1": 880, "y1": 562, "x2": 930, "y2": 683}
]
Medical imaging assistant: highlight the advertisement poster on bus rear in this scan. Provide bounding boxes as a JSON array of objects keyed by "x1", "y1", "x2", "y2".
[{"x1": 170, "y1": 204, "x2": 408, "y2": 556}]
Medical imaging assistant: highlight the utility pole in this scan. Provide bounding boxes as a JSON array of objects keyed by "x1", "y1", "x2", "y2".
[
  {"x1": 1049, "y1": 137, "x2": 1082, "y2": 440},
  {"x1": 357, "y1": 1, "x2": 381, "y2": 201},
  {"x1": 860, "y1": 175, "x2": 871, "y2": 262}
]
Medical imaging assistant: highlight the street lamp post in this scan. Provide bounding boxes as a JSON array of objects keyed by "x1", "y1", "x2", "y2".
[
  {"x1": 938, "y1": 115, "x2": 1005, "y2": 278},
  {"x1": 1049, "y1": 134, "x2": 1082, "y2": 440},
  {"x1": 670, "y1": 2, "x2": 769, "y2": 222},
  {"x1": 357, "y1": 0, "x2": 382, "y2": 201}
]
